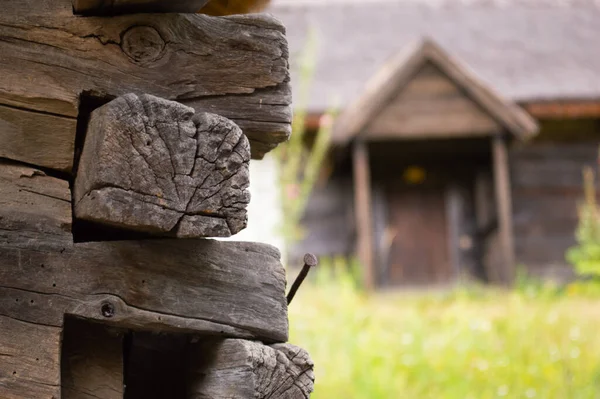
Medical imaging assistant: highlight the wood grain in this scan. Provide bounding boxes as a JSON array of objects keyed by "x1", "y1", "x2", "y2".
[
  {"x1": 0, "y1": 315, "x2": 61, "y2": 399},
  {"x1": 74, "y1": 93, "x2": 250, "y2": 237},
  {"x1": 0, "y1": 5, "x2": 291, "y2": 170},
  {"x1": 187, "y1": 339, "x2": 314, "y2": 398},
  {"x1": 0, "y1": 161, "x2": 288, "y2": 343},
  {"x1": 0, "y1": 104, "x2": 76, "y2": 172}
]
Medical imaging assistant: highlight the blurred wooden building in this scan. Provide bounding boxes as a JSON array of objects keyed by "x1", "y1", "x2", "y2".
[{"x1": 268, "y1": 0, "x2": 600, "y2": 288}]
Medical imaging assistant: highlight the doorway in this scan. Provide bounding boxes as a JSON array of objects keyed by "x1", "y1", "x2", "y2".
[{"x1": 385, "y1": 183, "x2": 450, "y2": 286}]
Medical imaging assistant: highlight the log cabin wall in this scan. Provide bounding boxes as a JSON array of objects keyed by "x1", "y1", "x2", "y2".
[
  {"x1": 294, "y1": 120, "x2": 600, "y2": 286},
  {"x1": 510, "y1": 118, "x2": 600, "y2": 280},
  {"x1": 289, "y1": 171, "x2": 356, "y2": 265},
  {"x1": 0, "y1": 2, "x2": 318, "y2": 398}
]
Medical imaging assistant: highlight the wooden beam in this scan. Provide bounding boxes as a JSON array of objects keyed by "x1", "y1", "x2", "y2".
[
  {"x1": 0, "y1": 315, "x2": 62, "y2": 399},
  {"x1": 523, "y1": 100, "x2": 600, "y2": 119},
  {"x1": 352, "y1": 140, "x2": 375, "y2": 290},
  {"x1": 73, "y1": 93, "x2": 250, "y2": 238},
  {"x1": 0, "y1": 104, "x2": 76, "y2": 172},
  {"x1": 0, "y1": 6, "x2": 291, "y2": 171},
  {"x1": 0, "y1": 161, "x2": 288, "y2": 343},
  {"x1": 186, "y1": 339, "x2": 314, "y2": 398},
  {"x1": 492, "y1": 134, "x2": 516, "y2": 284}
]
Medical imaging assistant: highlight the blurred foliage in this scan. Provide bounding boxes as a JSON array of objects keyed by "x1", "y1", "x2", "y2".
[
  {"x1": 272, "y1": 29, "x2": 338, "y2": 254},
  {"x1": 285, "y1": 144, "x2": 600, "y2": 398},
  {"x1": 566, "y1": 149, "x2": 600, "y2": 278},
  {"x1": 289, "y1": 262, "x2": 600, "y2": 399}
]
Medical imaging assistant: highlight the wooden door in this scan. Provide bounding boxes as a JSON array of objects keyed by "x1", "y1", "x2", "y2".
[{"x1": 385, "y1": 185, "x2": 450, "y2": 285}]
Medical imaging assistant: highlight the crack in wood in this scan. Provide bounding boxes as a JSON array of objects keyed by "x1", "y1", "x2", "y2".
[
  {"x1": 186, "y1": 339, "x2": 314, "y2": 398},
  {"x1": 73, "y1": 93, "x2": 250, "y2": 238}
]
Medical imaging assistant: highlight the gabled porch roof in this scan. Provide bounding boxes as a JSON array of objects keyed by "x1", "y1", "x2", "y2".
[{"x1": 332, "y1": 38, "x2": 539, "y2": 144}]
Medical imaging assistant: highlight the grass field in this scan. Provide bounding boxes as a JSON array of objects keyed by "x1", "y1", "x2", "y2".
[{"x1": 287, "y1": 268, "x2": 600, "y2": 399}]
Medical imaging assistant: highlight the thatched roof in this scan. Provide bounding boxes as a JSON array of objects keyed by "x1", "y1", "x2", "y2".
[{"x1": 267, "y1": 0, "x2": 600, "y2": 112}]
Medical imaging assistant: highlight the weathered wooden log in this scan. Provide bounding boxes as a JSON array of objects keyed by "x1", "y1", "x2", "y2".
[
  {"x1": 73, "y1": 0, "x2": 210, "y2": 15},
  {"x1": 0, "y1": 161, "x2": 288, "y2": 341},
  {"x1": 0, "y1": 315, "x2": 62, "y2": 399},
  {"x1": 73, "y1": 93, "x2": 250, "y2": 237},
  {"x1": 1, "y1": 318, "x2": 312, "y2": 399},
  {"x1": 187, "y1": 339, "x2": 315, "y2": 398},
  {"x1": 0, "y1": 2, "x2": 291, "y2": 171},
  {"x1": 0, "y1": 160, "x2": 289, "y2": 397}
]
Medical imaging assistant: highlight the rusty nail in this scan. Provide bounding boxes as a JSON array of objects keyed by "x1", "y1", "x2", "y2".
[
  {"x1": 286, "y1": 253, "x2": 318, "y2": 305},
  {"x1": 101, "y1": 302, "x2": 115, "y2": 318}
]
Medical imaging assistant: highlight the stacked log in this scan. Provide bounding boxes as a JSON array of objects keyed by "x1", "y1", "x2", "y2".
[{"x1": 0, "y1": 1, "x2": 313, "y2": 398}]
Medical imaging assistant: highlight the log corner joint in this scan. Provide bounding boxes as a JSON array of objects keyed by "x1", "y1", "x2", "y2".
[{"x1": 74, "y1": 93, "x2": 251, "y2": 238}]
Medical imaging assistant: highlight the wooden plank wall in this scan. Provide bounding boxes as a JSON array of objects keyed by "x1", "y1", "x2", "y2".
[
  {"x1": 288, "y1": 176, "x2": 355, "y2": 265},
  {"x1": 510, "y1": 142, "x2": 598, "y2": 278},
  {"x1": 366, "y1": 63, "x2": 501, "y2": 140}
]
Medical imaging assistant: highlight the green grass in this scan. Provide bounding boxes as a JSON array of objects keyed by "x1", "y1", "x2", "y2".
[{"x1": 288, "y1": 271, "x2": 600, "y2": 398}]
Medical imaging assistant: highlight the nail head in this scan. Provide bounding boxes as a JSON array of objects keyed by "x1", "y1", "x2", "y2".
[{"x1": 303, "y1": 253, "x2": 318, "y2": 267}]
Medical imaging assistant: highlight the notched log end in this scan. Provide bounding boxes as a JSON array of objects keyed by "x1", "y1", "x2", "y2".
[
  {"x1": 188, "y1": 340, "x2": 315, "y2": 398},
  {"x1": 73, "y1": 93, "x2": 250, "y2": 238},
  {"x1": 268, "y1": 343, "x2": 315, "y2": 398}
]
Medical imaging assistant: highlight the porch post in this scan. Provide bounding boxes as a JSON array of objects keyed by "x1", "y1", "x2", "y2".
[
  {"x1": 353, "y1": 139, "x2": 375, "y2": 291},
  {"x1": 491, "y1": 134, "x2": 516, "y2": 285}
]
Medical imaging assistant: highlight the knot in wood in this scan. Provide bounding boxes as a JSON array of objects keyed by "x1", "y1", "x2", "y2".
[{"x1": 121, "y1": 26, "x2": 165, "y2": 64}]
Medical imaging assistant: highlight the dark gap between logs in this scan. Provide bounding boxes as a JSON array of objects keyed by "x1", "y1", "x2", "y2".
[{"x1": 61, "y1": 316, "x2": 219, "y2": 399}]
